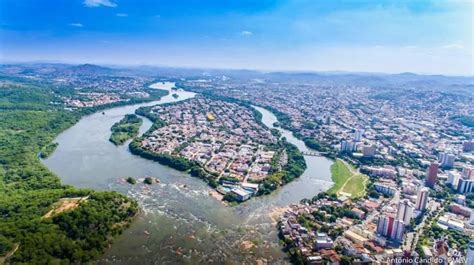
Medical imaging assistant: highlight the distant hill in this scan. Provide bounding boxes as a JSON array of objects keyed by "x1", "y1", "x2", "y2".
[
  {"x1": 58, "y1": 64, "x2": 115, "y2": 76},
  {"x1": 1, "y1": 63, "x2": 472, "y2": 88},
  {"x1": 0, "y1": 63, "x2": 116, "y2": 77}
]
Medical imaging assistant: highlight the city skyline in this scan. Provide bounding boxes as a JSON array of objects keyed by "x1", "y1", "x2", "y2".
[{"x1": 1, "y1": 0, "x2": 473, "y2": 75}]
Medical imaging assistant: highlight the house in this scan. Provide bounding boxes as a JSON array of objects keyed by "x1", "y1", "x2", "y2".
[
  {"x1": 231, "y1": 187, "x2": 252, "y2": 201},
  {"x1": 314, "y1": 232, "x2": 334, "y2": 250},
  {"x1": 351, "y1": 207, "x2": 366, "y2": 219},
  {"x1": 240, "y1": 182, "x2": 260, "y2": 194}
]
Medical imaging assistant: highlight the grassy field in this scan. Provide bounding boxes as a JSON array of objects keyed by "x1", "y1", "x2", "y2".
[
  {"x1": 327, "y1": 159, "x2": 367, "y2": 198},
  {"x1": 342, "y1": 173, "x2": 368, "y2": 198},
  {"x1": 327, "y1": 159, "x2": 352, "y2": 194}
]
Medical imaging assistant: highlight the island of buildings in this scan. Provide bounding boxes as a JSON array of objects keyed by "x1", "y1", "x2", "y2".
[{"x1": 131, "y1": 96, "x2": 305, "y2": 202}]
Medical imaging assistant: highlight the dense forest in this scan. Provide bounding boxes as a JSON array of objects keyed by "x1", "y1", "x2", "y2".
[
  {"x1": 109, "y1": 114, "x2": 143, "y2": 145},
  {"x1": 0, "y1": 76, "x2": 147, "y2": 263}
]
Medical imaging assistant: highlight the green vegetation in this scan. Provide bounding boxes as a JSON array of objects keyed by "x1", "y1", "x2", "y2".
[
  {"x1": 418, "y1": 223, "x2": 470, "y2": 252},
  {"x1": 327, "y1": 159, "x2": 367, "y2": 198},
  {"x1": 135, "y1": 105, "x2": 167, "y2": 131},
  {"x1": 109, "y1": 114, "x2": 143, "y2": 145},
  {"x1": 126, "y1": 177, "x2": 137, "y2": 184},
  {"x1": 263, "y1": 106, "x2": 293, "y2": 131},
  {"x1": 465, "y1": 194, "x2": 474, "y2": 208},
  {"x1": 0, "y1": 237, "x2": 14, "y2": 257},
  {"x1": 223, "y1": 192, "x2": 240, "y2": 203},
  {"x1": 258, "y1": 140, "x2": 306, "y2": 195},
  {"x1": 143, "y1": 176, "x2": 154, "y2": 185},
  {"x1": 190, "y1": 166, "x2": 218, "y2": 188},
  {"x1": 342, "y1": 173, "x2": 368, "y2": 198},
  {"x1": 0, "y1": 77, "x2": 141, "y2": 263},
  {"x1": 39, "y1": 142, "x2": 59, "y2": 159},
  {"x1": 129, "y1": 138, "x2": 194, "y2": 171},
  {"x1": 303, "y1": 137, "x2": 332, "y2": 153},
  {"x1": 327, "y1": 160, "x2": 352, "y2": 195}
]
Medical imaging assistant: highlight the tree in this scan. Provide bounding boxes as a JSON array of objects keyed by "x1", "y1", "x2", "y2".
[
  {"x1": 126, "y1": 177, "x2": 137, "y2": 184},
  {"x1": 144, "y1": 177, "x2": 154, "y2": 185}
]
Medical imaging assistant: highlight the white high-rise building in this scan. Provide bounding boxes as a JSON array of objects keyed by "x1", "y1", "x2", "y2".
[
  {"x1": 415, "y1": 187, "x2": 429, "y2": 211},
  {"x1": 396, "y1": 199, "x2": 414, "y2": 224},
  {"x1": 354, "y1": 129, "x2": 364, "y2": 142},
  {"x1": 340, "y1": 140, "x2": 357, "y2": 153},
  {"x1": 462, "y1": 165, "x2": 474, "y2": 179},
  {"x1": 439, "y1": 152, "x2": 455, "y2": 168},
  {"x1": 390, "y1": 220, "x2": 405, "y2": 242},
  {"x1": 377, "y1": 215, "x2": 395, "y2": 237},
  {"x1": 457, "y1": 178, "x2": 474, "y2": 194},
  {"x1": 447, "y1": 170, "x2": 461, "y2": 189}
]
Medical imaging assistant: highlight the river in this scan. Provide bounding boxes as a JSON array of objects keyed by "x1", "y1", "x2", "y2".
[{"x1": 42, "y1": 82, "x2": 334, "y2": 264}]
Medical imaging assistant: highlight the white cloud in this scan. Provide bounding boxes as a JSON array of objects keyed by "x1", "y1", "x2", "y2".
[
  {"x1": 240, "y1": 31, "x2": 253, "y2": 37},
  {"x1": 116, "y1": 13, "x2": 128, "y2": 17},
  {"x1": 83, "y1": 0, "x2": 117, "y2": 7},
  {"x1": 69, "y1": 23, "x2": 84, "y2": 28},
  {"x1": 441, "y1": 44, "x2": 464, "y2": 50}
]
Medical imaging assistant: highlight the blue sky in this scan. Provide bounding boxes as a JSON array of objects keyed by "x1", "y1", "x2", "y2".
[{"x1": 0, "y1": 0, "x2": 472, "y2": 75}]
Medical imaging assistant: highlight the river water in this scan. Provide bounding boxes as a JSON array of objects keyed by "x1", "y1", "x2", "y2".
[{"x1": 42, "y1": 82, "x2": 333, "y2": 264}]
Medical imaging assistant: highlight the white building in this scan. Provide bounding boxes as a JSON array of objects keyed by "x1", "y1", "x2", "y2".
[
  {"x1": 354, "y1": 129, "x2": 364, "y2": 142},
  {"x1": 462, "y1": 165, "x2": 474, "y2": 179},
  {"x1": 391, "y1": 220, "x2": 405, "y2": 242},
  {"x1": 341, "y1": 140, "x2": 357, "y2": 153},
  {"x1": 457, "y1": 178, "x2": 474, "y2": 194},
  {"x1": 439, "y1": 152, "x2": 455, "y2": 168},
  {"x1": 415, "y1": 187, "x2": 429, "y2": 211},
  {"x1": 396, "y1": 199, "x2": 414, "y2": 224},
  {"x1": 374, "y1": 182, "x2": 397, "y2": 196},
  {"x1": 447, "y1": 170, "x2": 461, "y2": 189},
  {"x1": 314, "y1": 232, "x2": 334, "y2": 250}
]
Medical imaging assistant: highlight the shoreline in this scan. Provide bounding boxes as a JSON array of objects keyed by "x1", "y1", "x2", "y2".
[{"x1": 208, "y1": 189, "x2": 224, "y2": 201}]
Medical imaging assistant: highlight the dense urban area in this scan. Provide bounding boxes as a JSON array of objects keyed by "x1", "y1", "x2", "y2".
[
  {"x1": 181, "y1": 73, "x2": 474, "y2": 263},
  {"x1": 131, "y1": 96, "x2": 306, "y2": 203},
  {"x1": 0, "y1": 63, "x2": 473, "y2": 264}
]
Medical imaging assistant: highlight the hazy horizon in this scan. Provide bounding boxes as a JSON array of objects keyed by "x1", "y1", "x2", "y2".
[
  {"x1": 1, "y1": 0, "x2": 473, "y2": 76},
  {"x1": 3, "y1": 59, "x2": 474, "y2": 78}
]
